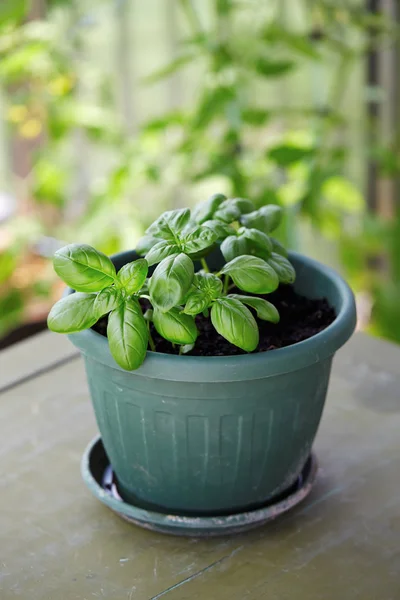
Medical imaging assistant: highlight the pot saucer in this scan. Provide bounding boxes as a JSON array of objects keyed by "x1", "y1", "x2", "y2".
[{"x1": 81, "y1": 436, "x2": 318, "y2": 537}]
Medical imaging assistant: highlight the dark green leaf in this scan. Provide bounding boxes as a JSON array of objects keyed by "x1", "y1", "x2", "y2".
[
  {"x1": 270, "y1": 237, "x2": 288, "y2": 257},
  {"x1": 47, "y1": 293, "x2": 98, "y2": 333},
  {"x1": 192, "y1": 193, "x2": 226, "y2": 224},
  {"x1": 231, "y1": 197, "x2": 255, "y2": 214},
  {"x1": 117, "y1": 259, "x2": 149, "y2": 293},
  {"x1": 107, "y1": 298, "x2": 148, "y2": 370},
  {"x1": 149, "y1": 253, "x2": 194, "y2": 312},
  {"x1": 241, "y1": 205, "x2": 282, "y2": 234},
  {"x1": 153, "y1": 307, "x2": 198, "y2": 345},
  {"x1": 221, "y1": 255, "x2": 279, "y2": 294},
  {"x1": 145, "y1": 241, "x2": 179, "y2": 267},
  {"x1": 93, "y1": 287, "x2": 124, "y2": 319},
  {"x1": 268, "y1": 253, "x2": 296, "y2": 284},
  {"x1": 214, "y1": 199, "x2": 241, "y2": 223},
  {"x1": 220, "y1": 235, "x2": 249, "y2": 262},
  {"x1": 268, "y1": 143, "x2": 315, "y2": 166},
  {"x1": 254, "y1": 58, "x2": 295, "y2": 77},
  {"x1": 211, "y1": 298, "x2": 259, "y2": 352},
  {"x1": 53, "y1": 244, "x2": 116, "y2": 292},
  {"x1": 242, "y1": 108, "x2": 270, "y2": 125},
  {"x1": 242, "y1": 228, "x2": 273, "y2": 259},
  {"x1": 192, "y1": 87, "x2": 235, "y2": 130},
  {"x1": 228, "y1": 294, "x2": 280, "y2": 323},
  {"x1": 202, "y1": 219, "x2": 234, "y2": 240}
]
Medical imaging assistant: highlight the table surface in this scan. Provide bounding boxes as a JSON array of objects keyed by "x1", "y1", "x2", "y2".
[{"x1": 1, "y1": 331, "x2": 400, "y2": 600}]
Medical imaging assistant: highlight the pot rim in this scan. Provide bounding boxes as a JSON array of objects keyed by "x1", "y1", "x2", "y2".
[{"x1": 66, "y1": 250, "x2": 357, "y2": 382}]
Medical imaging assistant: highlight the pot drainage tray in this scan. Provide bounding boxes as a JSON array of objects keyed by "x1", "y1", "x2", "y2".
[{"x1": 81, "y1": 436, "x2": 318, "y2": 537}]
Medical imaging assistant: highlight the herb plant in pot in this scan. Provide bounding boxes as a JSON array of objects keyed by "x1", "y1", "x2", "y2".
[{"x1": 48, "y1": 194, "x2": 356, "y2": 535}]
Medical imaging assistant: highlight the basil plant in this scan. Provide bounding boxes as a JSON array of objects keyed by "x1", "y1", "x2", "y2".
[{"x1": 48, "y1": 194, "x2": 295, "y2": 370}]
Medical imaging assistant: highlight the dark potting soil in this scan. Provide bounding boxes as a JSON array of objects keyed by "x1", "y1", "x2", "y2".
[{"x1": 92, "y1": 285, "x2": 336, "y2": 357}]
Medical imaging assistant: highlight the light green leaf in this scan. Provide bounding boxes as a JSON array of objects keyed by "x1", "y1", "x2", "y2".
[
  {"x1": 53, "y1": 244, "x2": 116, "y2": 292},
  {"x1": 211, "y1": 298, "x2": 259, "y2": 352},
  {"x1": 117, "y1": 259, "x2": 149, "y2": 293},
  {"x1": 153, "y1": 307, "x2": 198, "y2": 345},
  {"x1": 183, "y1": 272, "x2": 222, "y2": 315},
  {"x1": 107, "y1": 298, "x2": 148, "y2": 370},
  {"x1": 149, "y1": 253, "x2": 194, "y2": 312},
  {"x1": 192, "y1": 194, "x2": 226, "y2": 224},
  {"x1": 147, "y1": 208, "x2": 191, "y2": 240},
  {"x1": 214, "y1": 199, "x2": 241, "y2": 223},
  {"x1": 220, "y1": 235, "x2": 249, "y2": 262},
  {"x1": 242, "y1": 228, "x2": 273, "y2": 258},
  {"x1": 202, "y1": 219, "x2": 235, "y2": 240},
  {"x1": 93, "y1": 287, "x2": 124, "y2": 319},
  {"x1": 322, "y1": 176, "x2": 365, "y2": 213},
  {"x1": 254, "y1": 58, "x2": 295, "y2": 77},
  {"x1": 221, "y1": 255, "x2": 279, "y2": 294},
  {"x1": 47, "y1": 292, "x2": 98, "y2": 333},
  {"x1": 183, "y1": 290, "x2": 210, "y2": 316},
  {"x1": 181, "y1": 226, "x2": 217, "y2": 255},
  {"x1": 136, "y1": 235, "x2": 160, "y2": 256},
  {"x1": 231, "y1": 197, "x2": 255, "y2": 214},
  {"x1": 267, "y1": 252, "x2": 296, "y2": 284},
  {"x1": 144, "y1": 53, "x2": 195, "y2": 83},
  {"x1": 228, "y1": 294, "x2": 280, "y2": 323},
  {"x1": 145, "y1": 241, "x2": 179, "y2": 267}
]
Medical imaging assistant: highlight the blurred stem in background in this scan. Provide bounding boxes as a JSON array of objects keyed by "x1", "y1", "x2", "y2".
[{"x1": 0, "y1": 0, "x2": 399, "y2": 345}]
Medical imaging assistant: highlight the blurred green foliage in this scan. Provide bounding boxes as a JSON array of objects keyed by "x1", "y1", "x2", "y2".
[{"x1": 0, "y1": 0, "x2": 399, "y2": 343}]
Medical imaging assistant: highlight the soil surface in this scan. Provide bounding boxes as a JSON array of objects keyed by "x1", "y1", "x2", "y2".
[{"x1": 92, "y1": 285, "x2": 336, "y2": 357}]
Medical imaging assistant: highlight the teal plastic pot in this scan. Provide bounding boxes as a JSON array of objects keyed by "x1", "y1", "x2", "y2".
[{"x1": 68, "y1": 250, "x2": 356, "y2": 515}]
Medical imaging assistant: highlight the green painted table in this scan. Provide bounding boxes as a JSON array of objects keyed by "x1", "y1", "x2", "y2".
[{"x1": 1, "y1": 331, "x2": 400, "y2": 599}]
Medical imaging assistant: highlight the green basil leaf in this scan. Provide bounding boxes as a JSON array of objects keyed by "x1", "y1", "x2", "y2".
[
  {"x1": 47, "y1": 292, "x2": 98, "y2": 333},
  {"x1": 231, "y1": 197, "x2": 255, "y2": 214},
  {"x1": 202, "y1": 219, "x2": 235, "y2": 240},
  {"x1": 192, "y1": 193, "x2": 226, "y2": 224},
  {"x1": 136, "y1": 235, "x2": 160, "y2": 256},
  {"x1": 270, "y1": 237, "x2": 288, "y2": 257},
  {"x1": 228, "y1": 294, "x2": 280, "y2": 323},
  {"x1": 221, "y1": 255, "x2": 279, "y2": 294},
  {"x1": 153, "y1": 307, "x2": 198, "y2": 344},
  {"x1": 147, "y1": 208, "x2": 191, "y2": 240},
  {"x1": 211, "y1": 298, "x2": 259, "y2": 352},
  {"x1": 53, "y1": 244, "x2": 116, "y2": 292},
  {"x1": 183, "y1": 289, "x2": 210, "y2": 315},
  {"x1": 241, "y1": 205, "x2": 282, "y2": 234},
  {"x1": 145, "y1": 241, "x2": 179, "y2": 267},
  {"x1": 214, "y1": 199, "x2": 241, "y2": 223},
  {"x1": 117, "y1": 258, "x2": 149, "y2": 293},
  {"x1": 93, "y1": 286, "x2": 124, "y2": 319},
  {"x1": 181, "y1": 226, "x2": 217, "y2": 255},
  {"x1": 107, "y1": 298, "x2": 148, "y2": 370},
  {"x1": 220, "y1": 235, "x2": 249, "y2": 262},
  {"x1": 242, "y1": 228, "x2": 273, "y2": 258},
  {"x1": 268, "y1": 252, "x2": 296, "y2": 284},
  {"x1": 194, "y1": 272, "x2": 223, "y2": 299},
  {"x1": 149, "y1": 253, "x2": 194, "y2": 312}
]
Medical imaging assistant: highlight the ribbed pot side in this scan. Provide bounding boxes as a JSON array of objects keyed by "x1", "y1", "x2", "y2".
[{"x1": 69, "y1": 250, "x2": 356, "y2": 515}]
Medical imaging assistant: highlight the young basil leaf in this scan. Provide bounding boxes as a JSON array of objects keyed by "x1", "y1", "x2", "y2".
[
  {"x1": 221, "y1": 255, "x2": 279, "y2": 294},
  {"x1": 183, "y1": 289, "x2": 210, "y2": 316},
  {"x1": 53, "y1": 244, "x2": 116, "y2": 292},
  {"x1": 181, "y1": 226, "x2": 217, "y2": 255},
  {"x1": 228, "y1": 294, "x2": 280, "y2": 323},
  {"x1": 192, "y1": 193, "x2": 226, "y2": 224},
  {"x1": 47, "y1": 292, "x2": 98, "y2": 333},
  {"x1": 270, "y1": 237, "x2": 288, "y2": 257},
  {"x1": 107, "y1": 298, "x2": 148, "y2": 370},
  {"x1": 93, "y1": 286, "x2": 124, "y2": 319},
  {"x1": 231, "y1": 197, "x2": 255, "y2": 214},
  {"x1": 144, "y1": 241, "x2": 179, "y2": 267},
  {"x1": 241, "y1": 228, "x2": 273, "y2": 258},
  {"x1": 195, "y1": 272, "x2": 223, "y2": 299},
  {"x1": 202, "y1": 219, "x2": 235, "y2": 240},
  {"x1": 241, "y1": 205, "x2": 282, "y2": 234},
  {"x1": 214, "y1": 199, "x2": 241, "y2": 223},
  {"x1": 211, "y1": 297, "x2": 259, "y2": 352},
  {"x1": 153, "y1": 307, "x2": 198, "y2": 344},
  {"x1": 220, "y1": 235, "x2": 249, "y2": 262},
  {"x1": 149, "y1": 253, "x2": 194, "y2": 312},
  {"x1": 117, "y1": 258, "x2": 149, "y2": 293},
  {"x1": 147, "y1": 208, "x2": 191, "y2": 239},
  {"x1": 136, "y1": 235, "x2": 160, "y2": 256},
  {"x1": 268, "y1": 252, "x2": 296, "y2": 284}
]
